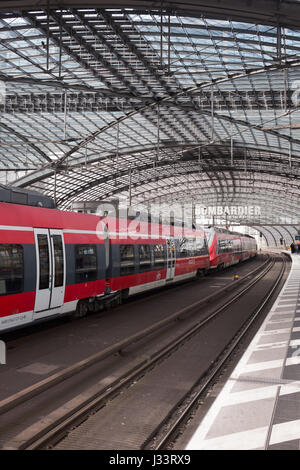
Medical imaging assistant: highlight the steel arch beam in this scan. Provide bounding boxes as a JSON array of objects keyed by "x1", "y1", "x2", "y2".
[
  {"x1": 274, "y1": 226, "x2": 293, "y2": 244},
  {"x1": 130, "y1": 172, "x2": 300, "y2": 199},
  {"x1": 54, "y1": 164, "x2": 300, "y2": 210},
  {"x1": 13, "y1": 134, "x2": 300, "y2": 191},
  {"x1": 255, "y1": 226, "x2": 277, "y2": 246},
  {"x1": 59, "y1": 173, "x2": 300, "y2": 220},
  {"x1": 58, "y1": 170, "x2": 300, "y2": 209},
  {"x1": 3, "y1": 4, "x2": 300, "y2": 213},
  {"x1": 270, "y1": 226, "x2": 287, "y2": 243},
  {"x1": 252, "y1": 226, "x2": 271, "y2": 246},
  {"x1": 135, "y1": 190, "x2": 300, "y2": 221},
  {"x1": 131, "y1": 178, "x2": 299, "y2": 202},
  {"x1": 0, "y1": 122, "x2": 52, "y2": 164},
  {"x1": 280, "y1": 226, "x2": 296, "y2": 242},
  {"x1": 1, "y1": 1, "x2": 300, "y2": 30},
  {"x1": 8, "y1": 52, "x2": 300, "y2": 179}
]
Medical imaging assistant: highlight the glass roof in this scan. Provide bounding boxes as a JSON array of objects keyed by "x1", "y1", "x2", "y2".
[{"x1": 0, "y1": 6, "x2": 300, "y2": 225}]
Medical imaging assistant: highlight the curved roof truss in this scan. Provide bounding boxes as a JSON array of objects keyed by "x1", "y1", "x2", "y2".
[{"x1": 0, "y1": 2, "x2": 300, "y2": 231}]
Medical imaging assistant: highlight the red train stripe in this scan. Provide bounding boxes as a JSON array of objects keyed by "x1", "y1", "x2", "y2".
[
  {"x1": 0, "y1": 202, "x2": 104, "y2": 235},
  {"x1": 0, "y1": 291, "x2": 35, "y2": 317},
  {"x1": 64, "y1": 280, "x2": 106, "y2": 302},
  {"x1": 175, "y1": 256, "x2": 210, "y2": 274},
  {"x1": 0, "y1": 230, "x2": 35, "y2": 244},
  {"x1": 110, "y1": 270, "x2": 167, "y2": 291}
]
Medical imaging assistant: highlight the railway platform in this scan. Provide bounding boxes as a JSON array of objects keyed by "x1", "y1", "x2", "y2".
[{"x1": 185, "y1": 252, "x2": 300, "y2": 450}]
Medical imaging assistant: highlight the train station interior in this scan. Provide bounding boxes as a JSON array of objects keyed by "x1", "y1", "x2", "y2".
[{"x1": 1, "y1": 0, "x2": 300, "y2": 453}]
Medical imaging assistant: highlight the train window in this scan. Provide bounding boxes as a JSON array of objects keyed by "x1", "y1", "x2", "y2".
[
  {"x1": 195, "y1": 237, "x2": 208, "y2": 256},
  {"x1": 120, "y1": 244, "x2": 135, "y2": 276},
  {"x1": 37, "y1": 234, "x2": 50, "y2": 289},
  {"x1": 75, "y1": 245, "x2": 98, "y2": 283},
  {"x1": 233, "y1": 239, "x2": 242, "y2": 253},
  {"x1": 188, "y1": 239, "x2": 196, "y2": 257},
  {"x1": 218, "y1": 239, "x2": 233, "y2": 254},
  {"x1": 52, "y1": 235, "x2": 64, "y2": 287},
  {"x1": 177, "y1": 238, "x2": 195, "y2": 257},
  {"x1": 138, "y1": 245, "x2": 151, "y2": 271},
  {"x1": 153, "y1": 244, "x2": 165, "y2": 268},
  {"x1": 0, "y1": 244, "x2": 23, "y2": 295},
  {"x1": 177, "y1": 238, "x2": 189, "y2": 258}
]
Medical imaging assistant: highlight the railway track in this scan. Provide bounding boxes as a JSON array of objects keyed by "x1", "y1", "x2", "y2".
[
  {"x1": 2, "y1": 253, "x2": 265, "y2": 346},
  {"x1": 0, "y1": 253, "x2": 287, "y2": 450},
  {"x1": 146, "y1": 253, "x2": 288, "y2": 450}
]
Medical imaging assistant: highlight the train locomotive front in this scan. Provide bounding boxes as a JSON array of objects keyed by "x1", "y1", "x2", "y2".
[{"x1": 205, "y1": 226, "x2": 257, "y2": 269}]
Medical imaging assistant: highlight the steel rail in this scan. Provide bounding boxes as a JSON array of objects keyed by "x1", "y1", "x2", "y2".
[
  {"x1": 149, "y1": 254, "x2": 288, "y2": 450},
  {"x1": 0, "y1": 255, "x2": 270, "y2": 417}
]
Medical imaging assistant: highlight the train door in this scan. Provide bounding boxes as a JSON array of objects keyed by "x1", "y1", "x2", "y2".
[
  {"x1": 34, "y1": 228, "x2": 66, "y2": 316},
  {"x1": 166, "y1": 238, "x2": 176, "y2": 280}
]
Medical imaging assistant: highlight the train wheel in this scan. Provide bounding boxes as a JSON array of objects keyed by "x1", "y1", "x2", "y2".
[
  {"x1": 196, "y1": 269, "x2": 205, "y2": 279},
  {"x1": 75, "y1": 300, "x2": 89, "y2": 318},
  {"x1": 121, "y1": 289, "x2": 129, "y2": 300}
]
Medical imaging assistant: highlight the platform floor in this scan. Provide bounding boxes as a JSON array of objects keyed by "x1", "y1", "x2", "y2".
[{"x1": 186, "y1": 253, "x2": 300, "y2": 450}]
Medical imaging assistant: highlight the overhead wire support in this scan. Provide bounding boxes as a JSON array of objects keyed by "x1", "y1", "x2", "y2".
[
  {"x1": 129, "y1": 164, "x2": 132, "y2": 206},
  {"x1": 277, "y1": 24, "x2": 282, "y2": 63},
  {"x1": 289, "y1": 120, "x2": 292, "y2": 168},
  {"x1": 58, "y1": 10, "x2": 63, "y2": 79},
  {"x1": 116, "y1": 120, "x2": 120, "y2": 176},
  {"x1": 64, "y1": 90, "x2": 68, "y2": 140},
  {"x1": 157, "y1": 104, "x2": 160, "y2": 163},
  {"x1": 54, "y1": 168, "x2": 57, "y2": 205},
  {"x1": 160, "y1": 1, "x2": 163, "y2": 66},
  {"x1": 46, "y1": 0, "x2": 50, "y2": 71},
  {"x1": 168, "y1": 13, "x2": 171, "y2": 73},
  {"x1": 211, "y1": 85, "x2": 214, "y2": 141},
  {"x1": 230, "y1": 122, "x2": 234, "y2": 165}
]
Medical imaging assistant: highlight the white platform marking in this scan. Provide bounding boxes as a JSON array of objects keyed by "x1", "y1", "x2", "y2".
[{"x1": 269, "y1": 420, "x2": 300, "y2": 446}]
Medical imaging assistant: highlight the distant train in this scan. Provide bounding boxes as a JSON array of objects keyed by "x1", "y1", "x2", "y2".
[
  {"x1": 0, "y1": 187, "x2": 257, "y2": 332},
  {"x1": 204, "y1": 226, "x2": 257, "y2": 269}
]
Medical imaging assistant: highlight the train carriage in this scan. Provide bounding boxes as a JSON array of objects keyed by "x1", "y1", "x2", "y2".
[
  {"x1": 204, "y1": 226, "x2": 257, "y2": 269},
  {"x1": 100, "y1": 214, "x2": 210, "y2": 297},
  {"x1": 0, "y1": 190, "x2": 210, "y2": 332},
  {"x1": 0, "y1": 185, "x2": 257, "y2": 333},
  {"x1": 0, "y1": 201, "x2": 107, "y2": 331}
]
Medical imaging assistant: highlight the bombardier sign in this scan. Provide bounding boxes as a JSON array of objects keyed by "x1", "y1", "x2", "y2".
[{"x1": 196, "y1": 206, "x2": 261, "y2": 217}]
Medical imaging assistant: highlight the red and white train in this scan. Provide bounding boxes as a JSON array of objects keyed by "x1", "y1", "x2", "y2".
[
  {"x1": 204, "y1": 226, "x2": 257, "y2": 269},
  {"x1": 0, "y1": 187, "x2": 257, "y2": 332}
]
